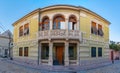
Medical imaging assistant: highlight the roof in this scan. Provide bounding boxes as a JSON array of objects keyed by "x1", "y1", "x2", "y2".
[
  {"x1": 12, "y1": 4, "x2": 110, "y2": 26},
  {"x1": 0, "y1": 30, "x2": 13, "y2": 39}
]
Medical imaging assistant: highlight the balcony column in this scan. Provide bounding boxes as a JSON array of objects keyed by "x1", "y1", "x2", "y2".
[
  {"x1": 65, "y1": 18, "x2": 69, "y2": 40},
  {"x1": 48, "y1": 41, "x2": 53, "y2": 66},
  {"x1": 77, "y1": 20, "x2": 80, "y2": 30},
  {"x1": 38, "y1": 42, "x2": 41, "y2": 65},
  {"x1": 65, "y1": 18, "x2": 69, "y2": 30},
  {"x1": 50, "y1": 19, "x2": 52, "y2": 30},
  {"x1": 64, "y1": 41, "x2": 69, "y2": 66},
  {"x1": 77, "y1": 42, "x2": 80, "y2": 65}
]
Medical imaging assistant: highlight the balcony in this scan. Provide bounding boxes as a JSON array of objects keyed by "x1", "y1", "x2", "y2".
[{"x1": 38, "y1": 30, "x2": 82, "y2": 41}]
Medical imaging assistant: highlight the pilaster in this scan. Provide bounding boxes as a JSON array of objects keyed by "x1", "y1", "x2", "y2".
[
  {"x1": 64, "y1": 41, "x2": 69, "y2": 66},
  {"x1": 48, "y1": 41, "x2": 53, "y2": 66}
]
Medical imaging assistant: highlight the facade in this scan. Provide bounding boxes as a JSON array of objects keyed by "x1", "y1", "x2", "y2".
[
  {"x1": 13, "y1": 5, "x2": 110, "y2": 66},
  {"x1": 0, "y1": 30, "x2": 13, "y2": 57}
]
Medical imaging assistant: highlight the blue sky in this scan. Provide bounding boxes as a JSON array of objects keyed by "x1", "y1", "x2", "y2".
[{"x1": 0, "y1": 0, "x2": 119, "y2": 42}]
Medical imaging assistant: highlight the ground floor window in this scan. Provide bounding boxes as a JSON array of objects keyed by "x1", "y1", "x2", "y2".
[
  {"x1": 91, "y1": 47, "x2": 96, "y2": 57},
  {"x1": 69, "y1": 43, "x2": 77, "y2": 60},
  {"x1": 24, "y1": 47, "x2": 28, "y2": 57},
  {"x1": 41, "y1": 43, "x2": 49, "y2": 59},
  {"x1": 98, "y1": 47, "x2": 102, "y2": 57},
  {"x1": 19, "y1": 47, "x2": 29, "y2": 57},
  {"x1": 19, "y1": 47, "x2": 23, "y2": 56}
]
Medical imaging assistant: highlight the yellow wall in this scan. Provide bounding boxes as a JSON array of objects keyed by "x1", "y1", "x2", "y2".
[
  {"x1": 13, "y1": 12, "x2": 39, "y2": 60},
  {"x1": 80, "y1": 11, "x2": 109, "y2": 42},
  {"x1": 13, "y1": 13, "x2": 39, "y2": 43}
]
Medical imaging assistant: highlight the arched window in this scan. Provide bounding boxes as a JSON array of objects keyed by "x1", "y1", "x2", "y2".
[
  {"x1": 42, "y1": 16, "x2": 49, "y2": 30},
  {"x1": 53, "y1": 14, "x2": 65, "y2": 29},
  {"x1": 69, "y1": 15, "x2": 77, "y2": 30}
]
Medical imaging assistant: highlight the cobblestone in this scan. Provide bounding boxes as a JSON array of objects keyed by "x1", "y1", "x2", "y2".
[
  {"x1": 0, "y1": 58, "x2": 120, "y2": 73},
  {"x1": 86, "y1": 61, "x2": 120, "y2": 73}
]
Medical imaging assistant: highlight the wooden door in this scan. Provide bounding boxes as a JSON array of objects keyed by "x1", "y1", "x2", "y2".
[{"x1": 56, "y1": 46, "x2": 63, "y2": 65}]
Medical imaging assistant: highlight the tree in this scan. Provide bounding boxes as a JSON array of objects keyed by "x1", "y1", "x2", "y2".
[{"x1": 109, "y1": 43, "x2": 120, "y2": 51}]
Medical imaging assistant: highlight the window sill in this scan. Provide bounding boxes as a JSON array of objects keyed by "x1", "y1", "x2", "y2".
[
  {"x1": 91, "y1": 33, "x2": 104, "y2": 38},
  {"x1": 18, "y1": 34, "x2": 30, "y2": 38}
]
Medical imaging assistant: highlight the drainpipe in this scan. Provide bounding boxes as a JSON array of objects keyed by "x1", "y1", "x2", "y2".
[
  {"x1": 8, "y1": 31, "x2": 12, "y2": 60},
  {"x1": 38, "y1": 8, "x2": 41, "y2": 65}
]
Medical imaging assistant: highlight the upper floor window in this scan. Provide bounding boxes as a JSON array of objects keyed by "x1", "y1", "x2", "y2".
[
  {"x1": 19, "y1": 23, "x2": 29, "y2": 37},
  {"x1": 53, "y1": 14, "x2": 65, "y2": 29},
  {"x1": 69, "y1": 15, "x2": 77, "y2": 30},
  {"x1": 19, "y1": 26, "x2": 23, "y2": 37},
  {"x1": 91, "y1": 21, "x2": 97, "y2": 35},
  {"x1": 98, "y1": 24, "x2": 104, "y2": 36},
  {"x1": 41, "y1": 16, "x2": 49, "y2": 30},
  {"x1": 24, "y1": 23, "x2": 29, "y2": 35}
]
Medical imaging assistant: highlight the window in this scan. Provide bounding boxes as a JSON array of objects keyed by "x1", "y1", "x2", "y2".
[
  {"x1": 41, "y1": 44, "x2": 49, "y2": 59},
  {"x1": 91, "y1": 47, "x2": 96, "y2": 57},
  {"x1": 53, "y1": 15, "x2": 65, "y2": 29},
  {"x1": 24, "y1": 23, "x2": 29, "y2": 35},
  {"x1": 69, "y1": 46, "x2": 74, "y2": 57},
  {"x1": 69, "y1": 15, "x2": 77, "y2": 30},
  {"x1": 98, "y1": 24, "x2": 104, "y2": 36},
  {"x1": 69, "y1": 43, "x2": 77, "y2": 60},
  {"x1": 91, "y1": 21, "x2": 97, "y2": 35},
  {"x1": 98, "y1": 47, "x2": 102, "y2": 57},
  {"x1": 19, "y1": 47, "x2": 23, "y2": 56},
  {"x1": 42, "y1": 16, "x2": 49, "y2": 30},
  {"x1": 19, "y1": 26, "x2": 23, "y2": 37},
  {"x1": 24, "y1": 47, "x2": 28, "y2": 57}
]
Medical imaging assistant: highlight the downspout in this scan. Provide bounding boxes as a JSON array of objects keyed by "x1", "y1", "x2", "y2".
[
  {"x1": 79, "y1": 9, "x2": 81, "y2": 66},
  {"x1": 38, "y1": 8, "x2": 41, "y2": 65}
]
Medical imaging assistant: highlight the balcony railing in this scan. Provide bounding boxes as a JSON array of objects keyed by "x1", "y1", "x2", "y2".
[{"x1": 38, "y1": 29, "x2": 82, "y2": 41}]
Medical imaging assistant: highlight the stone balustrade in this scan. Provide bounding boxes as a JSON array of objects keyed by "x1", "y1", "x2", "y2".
[{"x1": 38, "y1": 29, "x2": 82, "y2": 41}]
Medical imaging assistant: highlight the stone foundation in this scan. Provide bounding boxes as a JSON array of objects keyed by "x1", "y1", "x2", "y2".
[
  {"x1": 13, "y1": 58, "x2": 37, "y2": 65},
  {"x1": 79, "y1": 58, "x2": 112, "y2": 70}
]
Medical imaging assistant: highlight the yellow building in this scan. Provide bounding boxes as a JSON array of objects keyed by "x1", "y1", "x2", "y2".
[{"x1": 12, "y1": 5, "x2": 110, "y2": 66}]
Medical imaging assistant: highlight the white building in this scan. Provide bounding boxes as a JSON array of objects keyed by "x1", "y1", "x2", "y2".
[{"x1": 0, "y1": 30, "x2": 13, "y2": 57}]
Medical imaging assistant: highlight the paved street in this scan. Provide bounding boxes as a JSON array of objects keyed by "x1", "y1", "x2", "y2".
[
  {"x1": 86, "y1": 61, "x2": 120, "y2": 73},
  {"x1": 0, "y1": 58, "x2": 40, "y2": 73},
  {"x1": 0, "y1": 58, "x2": 120, "y2": 73}
]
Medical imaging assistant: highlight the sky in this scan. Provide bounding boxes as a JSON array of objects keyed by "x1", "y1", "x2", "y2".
[{"x1": 0, "y1": 0, "x2": 119, "y2": 42}]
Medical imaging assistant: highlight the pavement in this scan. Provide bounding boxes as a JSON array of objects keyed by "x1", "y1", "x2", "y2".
[{"x1": 0, "y1": 58, "x2": 120, "y2": 73}]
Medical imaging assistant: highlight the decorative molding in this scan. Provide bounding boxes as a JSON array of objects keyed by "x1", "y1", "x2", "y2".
[{"x1": 80, "y1": 12, "x2": 87, "y2": 17}]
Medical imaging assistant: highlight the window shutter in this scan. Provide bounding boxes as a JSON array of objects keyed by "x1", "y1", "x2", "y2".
[
  {"x1": 74, "y1": 24, "x2": 77, "y2": 30},
  {"x1": 68, "y1": 22, "x2": 72, "y2": 30},
  {"x1": 92, "y1": 27, "x2": 97, "y2": 35},
  {"x1": 60, "y1": 22, "x2": 65, "y2": 29},
  {"x1": 99, "y1": 29, "x2": 104, "y2": 36}
]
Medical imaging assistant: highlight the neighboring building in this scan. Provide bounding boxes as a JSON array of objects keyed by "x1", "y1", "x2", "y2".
[
  {"x1": 110, "y1": 49, "x2": 120, "y2": 60},
  {"x1": 0, "y1": 30, "x2": 13, "y2": 58},
  {"x1": 13, "y1": 5, "x2": 110, "y2": 67}
]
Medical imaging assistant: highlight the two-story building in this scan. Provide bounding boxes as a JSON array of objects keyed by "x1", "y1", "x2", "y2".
[
  {"x1": 0, "y1": 30, "x2": 13, "y2": 58},
  {"x1": 13, "y1": 5, "x2": 110, "y2": 67}
]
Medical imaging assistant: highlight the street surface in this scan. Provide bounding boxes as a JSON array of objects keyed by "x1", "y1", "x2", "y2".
[{"x1": 0, "y1": 58, "x2": 119, "y2": 73}]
